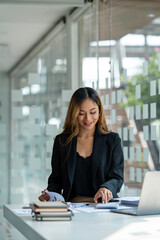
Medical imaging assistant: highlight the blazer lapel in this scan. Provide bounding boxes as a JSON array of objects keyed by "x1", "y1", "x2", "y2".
[
  {"x1": 92, "y1": 129, "x2": 105, "y2": 186},
  {"x1": 66, "y1": 136, "x2": 77, "y2": 186}
]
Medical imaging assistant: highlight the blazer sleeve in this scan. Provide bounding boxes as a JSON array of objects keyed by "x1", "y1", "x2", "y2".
[
  {"x1": 100, "y1": 134, "x2": 124, "y2": 196},
  {"x1": 47, "y1": 136, "x2": 63, "y2": 194}
]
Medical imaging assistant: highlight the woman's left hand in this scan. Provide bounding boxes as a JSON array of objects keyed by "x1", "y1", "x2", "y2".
[{"x1": 94, "y1": 187, "x2": 113, "y2": 203}]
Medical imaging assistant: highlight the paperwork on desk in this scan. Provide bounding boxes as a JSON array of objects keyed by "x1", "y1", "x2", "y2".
[
  {"x1": 13, "y1": 208, "x2": 32, "y2": 216},
  {"x1": 13, "y1": 205, "x2": 133, "y2": 215},
  {"x1": 119, "y1": 196, "x2": 140, "y2": 206},
  {"x1": 13, "y1": 198, "x2": 139, "y2": 216},
  {"x1": 72, "y1": 204, "x2": 135, "y2": 213},
  {"x1": 69, "y1": 202, "x2": 120, "y2": 213},
  {"x1": 96, "y1": 202, "x2": 119, "y2": 209},
  {"x1": 72, "y1": 206, "x2": 110, "y2": 213}
]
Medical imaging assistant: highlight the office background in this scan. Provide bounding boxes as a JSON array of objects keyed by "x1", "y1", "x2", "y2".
[{"x1": 0, "y1": 0, "x2": 160, "y2": 238}]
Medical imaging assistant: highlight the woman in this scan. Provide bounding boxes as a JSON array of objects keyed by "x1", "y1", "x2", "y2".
[{"x1": 39, "y1": 87, "x2": 124, "y2": 203}]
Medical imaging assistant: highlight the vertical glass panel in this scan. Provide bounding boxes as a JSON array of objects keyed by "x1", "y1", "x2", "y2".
[
  {"x1": 111, "y1": 109, "x2": 116, "y2": 123},
  {"x1": 123, "y1": 147, "x2": 128, "y2": 160},
  {"x1": 136, "y1": 147, "x2": 141, "y2": 162},
  {"x1": 143, "y1": 125, "x2": 149, "y2": 141},
  {"x1": 105, "y1": 94, "x2": 109, "y2": 105},
  {"x1": 123, "y1": 127, "x2": 128, "y2": 141},
  {"x1": 150, "y1": 80, "x2": 156, "y2": 96},
  {"x1": 130, "y1": 167, "x2": 135, "y2": 181},
  {"x1": 129, "y1": 106, "x2": 134, "y2": 120},
  {"x1": 151, "y1": 125, "x2": 156, "y2": 141},
  {"x1": 136, "y1": 84, "x2": 141, "y2": 99},
  {"x1": 135, "y1": 105, "x2": 141, "y2": 120},
  {"x1": 129, "y1": 127, "x2": 134, "y2": 141},
  {"x1": 150, "y1": 102, "x2": 157, "y2": 119},
  {"x1": 123, "y1": 69, "x2": 127, "y2": 83},
  {"x1": 142, "y1": 60, "x2": 148, "y2": 76},
  {"x1": 143, "y1": 104, "x2": 148, "y2": 119},
  {"x1": 118, "y1": 128, "x2": 122, "y2": 139},
  {"x1": 143, "y1": 148, "x2": 148, "y2": 163},
  {"x1": 136, "y1": 168, "x2": 142, "y2": 183},
  {"x1": 129, "y1": 147, "x2": 134, "y2": 161},
  {"x1": 101, "y1": 95, "x2": 105, "y2": 105}
]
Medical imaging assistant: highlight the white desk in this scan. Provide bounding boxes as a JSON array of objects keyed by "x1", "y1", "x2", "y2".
[{"x1": 3, "y1": 204, "x2": 160, "y2": 240}]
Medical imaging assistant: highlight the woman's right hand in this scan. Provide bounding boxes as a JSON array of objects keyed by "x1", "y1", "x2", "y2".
[{"x1": 38, "y1": 189, "x2": 50, "y2": 201}]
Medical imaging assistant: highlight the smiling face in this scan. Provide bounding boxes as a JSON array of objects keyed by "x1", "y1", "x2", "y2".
[{"x1": 77, "y1": 98, "x2": 99, "y2": 132}]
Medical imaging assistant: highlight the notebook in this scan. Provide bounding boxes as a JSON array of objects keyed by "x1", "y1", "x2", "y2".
[{"x1": 111, "y1": 171, "x2": 160, "y2": 216}]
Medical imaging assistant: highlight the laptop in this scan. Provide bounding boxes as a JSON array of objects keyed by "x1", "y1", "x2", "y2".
[{"x1": 111, "y1": 171, "x2": 160, "y2": 216}]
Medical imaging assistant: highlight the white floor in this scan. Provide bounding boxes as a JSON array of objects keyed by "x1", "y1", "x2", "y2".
[{"x1": 0, "y1": 209, "x2": 26, "y2": 240}]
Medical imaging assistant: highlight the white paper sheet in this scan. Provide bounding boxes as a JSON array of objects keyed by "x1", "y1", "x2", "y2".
[
  {"x1": 46, "y1": 191, "x2": 65, "y2": 202},
  {"x1": 13, "y1": 209, "x2": 32, "y2": 216}
]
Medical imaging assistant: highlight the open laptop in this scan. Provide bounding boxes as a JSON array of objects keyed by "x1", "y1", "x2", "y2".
[{"x1": 111, "y1": 171, "x2": 160, "y2": 216}]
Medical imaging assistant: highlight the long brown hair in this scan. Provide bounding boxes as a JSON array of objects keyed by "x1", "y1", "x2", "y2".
[{"x1": 62, "y1": 87, "x2": 109, "y2": 144}]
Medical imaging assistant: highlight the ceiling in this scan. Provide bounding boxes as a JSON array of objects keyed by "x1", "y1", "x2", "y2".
[
  {"x1": 0, "y1": 0, "x2": 85, "y2": 72},
  {"x1": 98, "y1": 0, "x2": 160, "y2": 41}
]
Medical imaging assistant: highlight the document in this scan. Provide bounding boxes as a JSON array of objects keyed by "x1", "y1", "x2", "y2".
[
  {"x1": 69, "y1": 202, "x2": 119, "y2": 213},
  {"x1": 119, "y1": 196, "x2": 140, "y2": 206},
  {"x1": 13, "y1": 209, "x2": 32, "y2": 216},
  {"x1": 45, "y1": 191, "x2": 65, "y2": 202},
  {"x1": 74, "y1": 206, "x2": 111, "y2": 213},
  {"x1": 96, "y1": 202, "x2": 119, "y2": 209}
]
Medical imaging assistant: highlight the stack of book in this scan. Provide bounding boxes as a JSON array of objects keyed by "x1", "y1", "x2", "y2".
[{"x1": 30, "y1": 201, "x2": 73, "y2": 221}]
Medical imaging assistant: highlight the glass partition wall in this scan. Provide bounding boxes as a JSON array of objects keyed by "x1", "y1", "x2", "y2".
[
  {"x1": 2, "y1": 0, "x2": 160, "y2": 205},
  {"x1": 10, "y1": 30, "x2": 68, "y2": 203},
  {"x1": 79, "y1": 0, "x2": 160, "y2": 196}
]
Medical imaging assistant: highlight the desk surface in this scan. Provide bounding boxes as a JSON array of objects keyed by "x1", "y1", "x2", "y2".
[{"x1": 3, "y1": 204, "x2": 160, "y2": 240}]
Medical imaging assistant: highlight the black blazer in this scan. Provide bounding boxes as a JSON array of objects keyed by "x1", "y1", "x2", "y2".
[{"x1": 47, "y1": 127, "x2": 124, "y2": 201}]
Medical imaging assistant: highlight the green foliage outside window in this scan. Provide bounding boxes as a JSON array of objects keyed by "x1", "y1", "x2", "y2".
[{"x1": 121, "y1": 52, "x2": 160, "y2": 121}]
